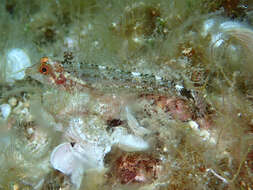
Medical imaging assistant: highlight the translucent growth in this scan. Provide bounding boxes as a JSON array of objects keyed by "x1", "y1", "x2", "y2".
[
  {"x1": 202, "y1": 19, "x2": 253, "y2": 70},
  {"x1": 125, "y1": 106, "x2": 151, "y2": 137},
  {"x1": 51, "y1": 114, "x2": 150, "y2": 188}
]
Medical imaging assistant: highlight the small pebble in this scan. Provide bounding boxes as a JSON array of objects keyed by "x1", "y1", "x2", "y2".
[
  {"x1": 27, "y1": 127, "x2": 34, "y2": 135},
  {"x1": 189, "y1": 120, "x2": 199, "y2": 130},
  {"x1": 163, "y1": 146, "x2": 168, "y2": 152},
  {"x1": 8, "y1": 97, "x2": 17, "y2": 107}
]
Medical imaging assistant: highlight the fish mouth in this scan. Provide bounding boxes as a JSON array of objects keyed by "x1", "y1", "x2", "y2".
[
  {"x1": 25, "y1": 63, "x2": 47, "y2": 84},
  {"x1": 25, "y1": 63, "x2": 39, "y2": 77}
]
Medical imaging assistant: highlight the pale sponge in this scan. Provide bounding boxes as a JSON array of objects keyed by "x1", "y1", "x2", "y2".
[{"x1": 2, "y1": 48, "x2": 31, "y2": 83}]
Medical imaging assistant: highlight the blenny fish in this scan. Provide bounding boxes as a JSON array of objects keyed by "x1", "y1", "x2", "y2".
[
  {"x1": 26, "y1": 56, "x2": 209, "y2": 123},
  {"x1": 26, "y1": 56, "x2": 182, "y2": 96}
]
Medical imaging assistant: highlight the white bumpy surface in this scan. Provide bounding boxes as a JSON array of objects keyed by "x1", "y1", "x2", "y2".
[{"x1": 5, "y1": 48, "x2": 31, "y2": 83}]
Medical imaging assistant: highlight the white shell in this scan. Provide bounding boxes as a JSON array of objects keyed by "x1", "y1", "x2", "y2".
[
  {"x1": 4, "y1": 48, "x2": 31, "y2": 83},
  {"x1": 50, "y1": 143, "x2": 81, "y2": 175},
  {"x1": 0, "y1": 104, "x2": 11, "y2": 120},
  {"x1": 50, "y1": 142, "x2": 93, "y2": 189}
]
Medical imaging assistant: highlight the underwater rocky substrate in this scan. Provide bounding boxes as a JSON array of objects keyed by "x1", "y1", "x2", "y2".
[{"x1": 0, "y1": 0, "x2": 253, "y2": 190}]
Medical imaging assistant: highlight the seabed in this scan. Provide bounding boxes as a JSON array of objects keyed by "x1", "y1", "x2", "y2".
[{"x1": 0, "y1": 0, "x2": 253, "y2": 190}]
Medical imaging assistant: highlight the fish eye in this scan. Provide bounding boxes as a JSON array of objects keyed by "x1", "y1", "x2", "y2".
[
  {"x1": 41, "y1": 67, "x2": 47, "y2": 73},
  {"x1": 39, "y1": 63, "x2": 51, "y2": 75}
]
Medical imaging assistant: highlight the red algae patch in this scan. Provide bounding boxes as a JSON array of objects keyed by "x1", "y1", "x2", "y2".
[
  {"x1": 106, "y1": 151, "x2": 162, "y2": 185},
  {"x1": 139, "y1": 94, "x2": 193, "y2": 121}
]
